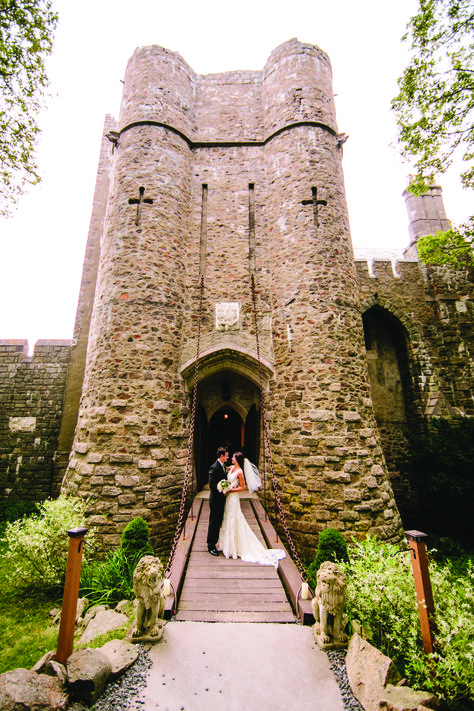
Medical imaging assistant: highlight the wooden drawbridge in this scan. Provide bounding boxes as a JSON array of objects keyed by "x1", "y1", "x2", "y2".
[{"x1": 164, "y1": 492, "x2": 314, "y2": 624}]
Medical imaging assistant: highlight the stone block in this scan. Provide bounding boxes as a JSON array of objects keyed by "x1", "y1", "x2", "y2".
[
  {"x1": 154, "y1": 400, "x2": 169, "y2": 411},
  {"x1": 124, "y1": 416, "x2": 139, "y2": 426},
  {"x1": 150, "y1": 448, "x2": 169, "y2": 459},
  {"x1": 110, "y1": 453, "x2": 134, "y2": 463},
  {"x1": 0, "y1": 668, "x2": 67, "y2": 711},
  {"x1": 343, "y1": 411, "x2": 362, "y2": 421},
  {"x1": 67, "y1": 647, "x2": 112, "y2": 706},
  {"x1": 100, "y1": 639, "x2": 139, "y2": 680},
  {"x1": 138, "y1": 460, "x2": 157, "y2": 469},
  {"x1": 380, "y1": 684, "x2": 440, "y2": 710},
  {"x1": 80, "y1": 609, "x2": 129, "y2": 644},
  {"x1": 102, "y1": 486, "x2": 122, "y2": 496},
  {"x1": 344, "y1": 488, "x2": 362, "y2": 501},
  {"x1": 309, "y1": 410, "x2": 332, "y2": 421},
  {"x1": 74, "y1": 441, "x2": 89, "y2": 454},
  {"x1": 346, "y1": 633, "x2": 401, "y2": 711},
  {"x1": 139, "y1": 435, "x2": 161, "y2": 446},
  {"x1": 115, "y1": 475, "x2": 140, "y2": 487},
  {"x1": 323, "y1": 471, "x2": 351, "y2": 483},
  {"x1": 118, "y1": 494, "x2": 137, "y2": 505}
]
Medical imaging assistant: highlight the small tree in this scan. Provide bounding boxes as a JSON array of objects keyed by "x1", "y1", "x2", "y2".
[
  {"x1": 120, "y1": 517, "x2": 154, "y2": 561},
  {"x1": 307, "y1": 527, "x2": 349, "y2": 589}
]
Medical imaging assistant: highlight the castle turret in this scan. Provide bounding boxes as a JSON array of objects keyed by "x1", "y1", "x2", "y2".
[
  {"x1": 62, "y1": 40, "x2": 403, "y2": 554},
  {"x1": 403, "y1": 182, "x2": 451, "y2": 259}
]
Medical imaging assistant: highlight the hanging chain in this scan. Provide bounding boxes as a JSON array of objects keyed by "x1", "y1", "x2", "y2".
[
  {"x1": 165, "y1": 275, "x2": 205, "y2": 578},
  {"x1": 250, "y1": 275, "x2": 308, "y2": 582}
]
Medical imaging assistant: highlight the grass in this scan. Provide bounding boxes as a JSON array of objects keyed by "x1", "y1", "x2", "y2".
[
  {"x1": 0, "y1": 535, "x2": 62, "y2": 674},
  {"x1": 0, "y1": 529, "x2": 135, "y2": 675}
]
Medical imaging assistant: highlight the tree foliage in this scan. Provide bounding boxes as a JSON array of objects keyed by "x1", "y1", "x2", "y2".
[
  {"x1": 417, "y1": 220, "x2": 474, "y2": 266},
  {"x1": 393, "y1": 0, "x2": 474, "y2": 192},
  {"x1": 392, "y1": 1, "x2": 474, "y2": 266},
  {"x1": 0, "y1": 0, "x2": 57, "y2": 215}
]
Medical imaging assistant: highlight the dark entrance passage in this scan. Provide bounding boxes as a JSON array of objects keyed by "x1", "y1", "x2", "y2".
[
  {"x1": 209, "y1": 407, "x2": 243, "y2": 463},
  {"x1": 192, "y1": 370, "x2": 262, "y2": 491}
]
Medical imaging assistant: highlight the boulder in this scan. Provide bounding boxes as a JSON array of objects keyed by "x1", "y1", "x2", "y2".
[
  {"x1": 0, "y1": 667, "x2": 67, "y2": 711},
  {"x1": 380, "y1": 683, "x2": 440, "y2": 710},
  {"x1": 100, "y1": 639, "x2": 140, "y2": 679},
  {"x1": 346, "y1": 633, "x2": 401, "y2": 711},
  {"x1": 79, "y1": 609, "x2": 129, "y2": 644},
  {"x1": 115, "y1": 599, "x2": 134, "y2": 616},
  {"x1": 67, "y1": 648, "x2": 112, "y2": 706},
  {"x1": 32, "y1": 651, "x2": 67, "y2": 686}
]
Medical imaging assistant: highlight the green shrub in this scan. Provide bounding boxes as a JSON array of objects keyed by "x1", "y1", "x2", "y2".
[
  {"x1": 307, "y1": 527, "x2": 349, "y2": 589},
  {"x1": 120, "y1": 516, "x2": 154, "y2": 560},
  {"x1": 342, "y1": 536, "x2": 474, "y2": 708},
  {"x1": 3, "y1": 496, "x2": 94, "y2": 589}
]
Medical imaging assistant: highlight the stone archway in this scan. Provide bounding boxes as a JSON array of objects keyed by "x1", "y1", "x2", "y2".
[
  {"x1": 181, "y1": 346, "x2": 274, "y2": 491},
  {"x1": 362, "y1": 305, "x2": 422, "y2": 524}
]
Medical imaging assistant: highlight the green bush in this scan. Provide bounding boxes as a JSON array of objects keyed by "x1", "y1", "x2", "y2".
[
  {"x1": 3, "y1": 496, "x2": 94, "y2": 589},
  {"x1": 342, "y1": 536, "x2": 474, "y2": 709},
  {"x1": 120, "y1": 516, "x2": 154, "y2": 560},
  {"x1": 307, "y1": 527, "x2": 349, "y2": 589}
]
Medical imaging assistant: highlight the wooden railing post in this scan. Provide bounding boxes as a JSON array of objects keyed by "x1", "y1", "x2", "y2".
[
  {"x1": 55, "y1": 527, "x2": 88, "y2": 665},
  {"x1": 405, "y1": 529, "x2": 436, "y2": 654}
]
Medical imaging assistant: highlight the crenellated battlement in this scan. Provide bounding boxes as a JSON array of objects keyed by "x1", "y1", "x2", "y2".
[{"x1": 0, "y1": 339, "x2": 71, "y2": 363}]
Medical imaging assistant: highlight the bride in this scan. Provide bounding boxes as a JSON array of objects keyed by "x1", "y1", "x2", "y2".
[{"x1": 217, "y1": 451, "x2": 286, "y2": 568}]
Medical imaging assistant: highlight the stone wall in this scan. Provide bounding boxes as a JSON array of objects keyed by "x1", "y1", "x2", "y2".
[
  {"x1": 0, "y1": 340, "x2": 71, "y2": 501},
  {"x1": 356, "y1": 258, "x2": 474, "y2": 522}
]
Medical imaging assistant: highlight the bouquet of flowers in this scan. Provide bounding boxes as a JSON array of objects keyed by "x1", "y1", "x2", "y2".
[{"x1": 217, "y1": 479, "x2": 232, "y2": 494}]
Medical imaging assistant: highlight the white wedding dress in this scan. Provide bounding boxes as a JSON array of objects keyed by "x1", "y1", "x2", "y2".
[{"x1": 217, "y1": 467, "x2": 286, "y2": 568}]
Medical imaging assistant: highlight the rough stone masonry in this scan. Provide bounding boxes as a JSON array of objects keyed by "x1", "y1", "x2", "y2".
[{"x1": 58, "y1": 39, "x2": 404, "y2": 556}]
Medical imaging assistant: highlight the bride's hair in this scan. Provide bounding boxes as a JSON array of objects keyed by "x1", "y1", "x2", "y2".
[{"x1": 233, "y1": 451, "x2": 245, "y2": 470}]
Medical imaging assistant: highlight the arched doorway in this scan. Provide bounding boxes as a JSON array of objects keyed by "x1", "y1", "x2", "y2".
[
  {"x1": 193, "y1": 374, "x2": 261, "y2": 490},
  {"x1": 362, "y1": 305, "x2": 421, "y2": 523},
  {"x1": 181, "y1": 346, "x2": 275, "y2": 491}
]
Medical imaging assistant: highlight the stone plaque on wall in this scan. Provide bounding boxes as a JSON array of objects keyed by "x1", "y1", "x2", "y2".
[{"x1": 215, "y1": 302, "x2": 240, "y2": 331}]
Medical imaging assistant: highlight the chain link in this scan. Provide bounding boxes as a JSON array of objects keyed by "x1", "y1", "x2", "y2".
[
  {"x1": 165, "y1": 276, "x2": 205, "y2": 578},
  {"x1": 250, "y1": 276, "x2": 308, "y2": 582}
]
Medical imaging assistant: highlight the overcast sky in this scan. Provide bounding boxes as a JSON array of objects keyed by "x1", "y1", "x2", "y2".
[{"x1": 1, "y1": 0, "x2": 472, "y2": 352}]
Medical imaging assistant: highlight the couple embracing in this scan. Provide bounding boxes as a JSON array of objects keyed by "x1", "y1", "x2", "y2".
[{"x1": 207, "y1": 447, "x2": 285, "y2": 568}]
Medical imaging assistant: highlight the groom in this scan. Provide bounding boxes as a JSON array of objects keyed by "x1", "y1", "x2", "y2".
[{"x1": 207, "y1": 446, "x2": 228, "y2": 556}]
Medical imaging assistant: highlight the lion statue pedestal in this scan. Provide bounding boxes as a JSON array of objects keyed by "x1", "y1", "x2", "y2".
[
  {"x1": 127, "y1": 555, "x2": 167, "y2": 644},
  {"x1": 311, "y1": 561, "x2": 348, "y2": 651}
]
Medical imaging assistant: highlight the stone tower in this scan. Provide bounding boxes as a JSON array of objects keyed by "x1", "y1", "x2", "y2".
[{"x1": 62, "y1": 39, "x2": 403, "y2": 555}]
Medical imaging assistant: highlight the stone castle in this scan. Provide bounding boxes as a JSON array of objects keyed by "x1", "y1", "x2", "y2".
[{"x1": 1, "y1": 40, "x2": 473, "y2": 557}]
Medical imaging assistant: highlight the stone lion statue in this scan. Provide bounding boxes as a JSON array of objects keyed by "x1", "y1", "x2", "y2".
[
  {"x1": 131, "y1": 555, "x2": 166, "y2": 640},
  {"x1": 311, "y1": 561, "x2": 348, "y2": 649}
]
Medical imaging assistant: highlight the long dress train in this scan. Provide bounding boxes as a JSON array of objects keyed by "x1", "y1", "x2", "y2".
[{"x1": 217, "y1": 468, "x2": 286, "y2": 568}]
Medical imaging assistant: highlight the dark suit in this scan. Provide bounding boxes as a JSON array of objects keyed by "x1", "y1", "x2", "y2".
[{"x1": 207, "y1": 459, "x2": 227, "y2": 550}]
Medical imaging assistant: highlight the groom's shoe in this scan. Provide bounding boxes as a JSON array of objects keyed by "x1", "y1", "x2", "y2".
[{"x1": 208, "y1": 548, "x2": 219, "y2": 556}]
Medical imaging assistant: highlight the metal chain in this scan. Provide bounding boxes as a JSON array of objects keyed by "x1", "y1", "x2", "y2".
[
  {"x1": 165, "y1": 275, "x2": 205, "y2": 578},
  {"x1": 250, "y1": 275, "x2": 308, "y2": 582}
]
